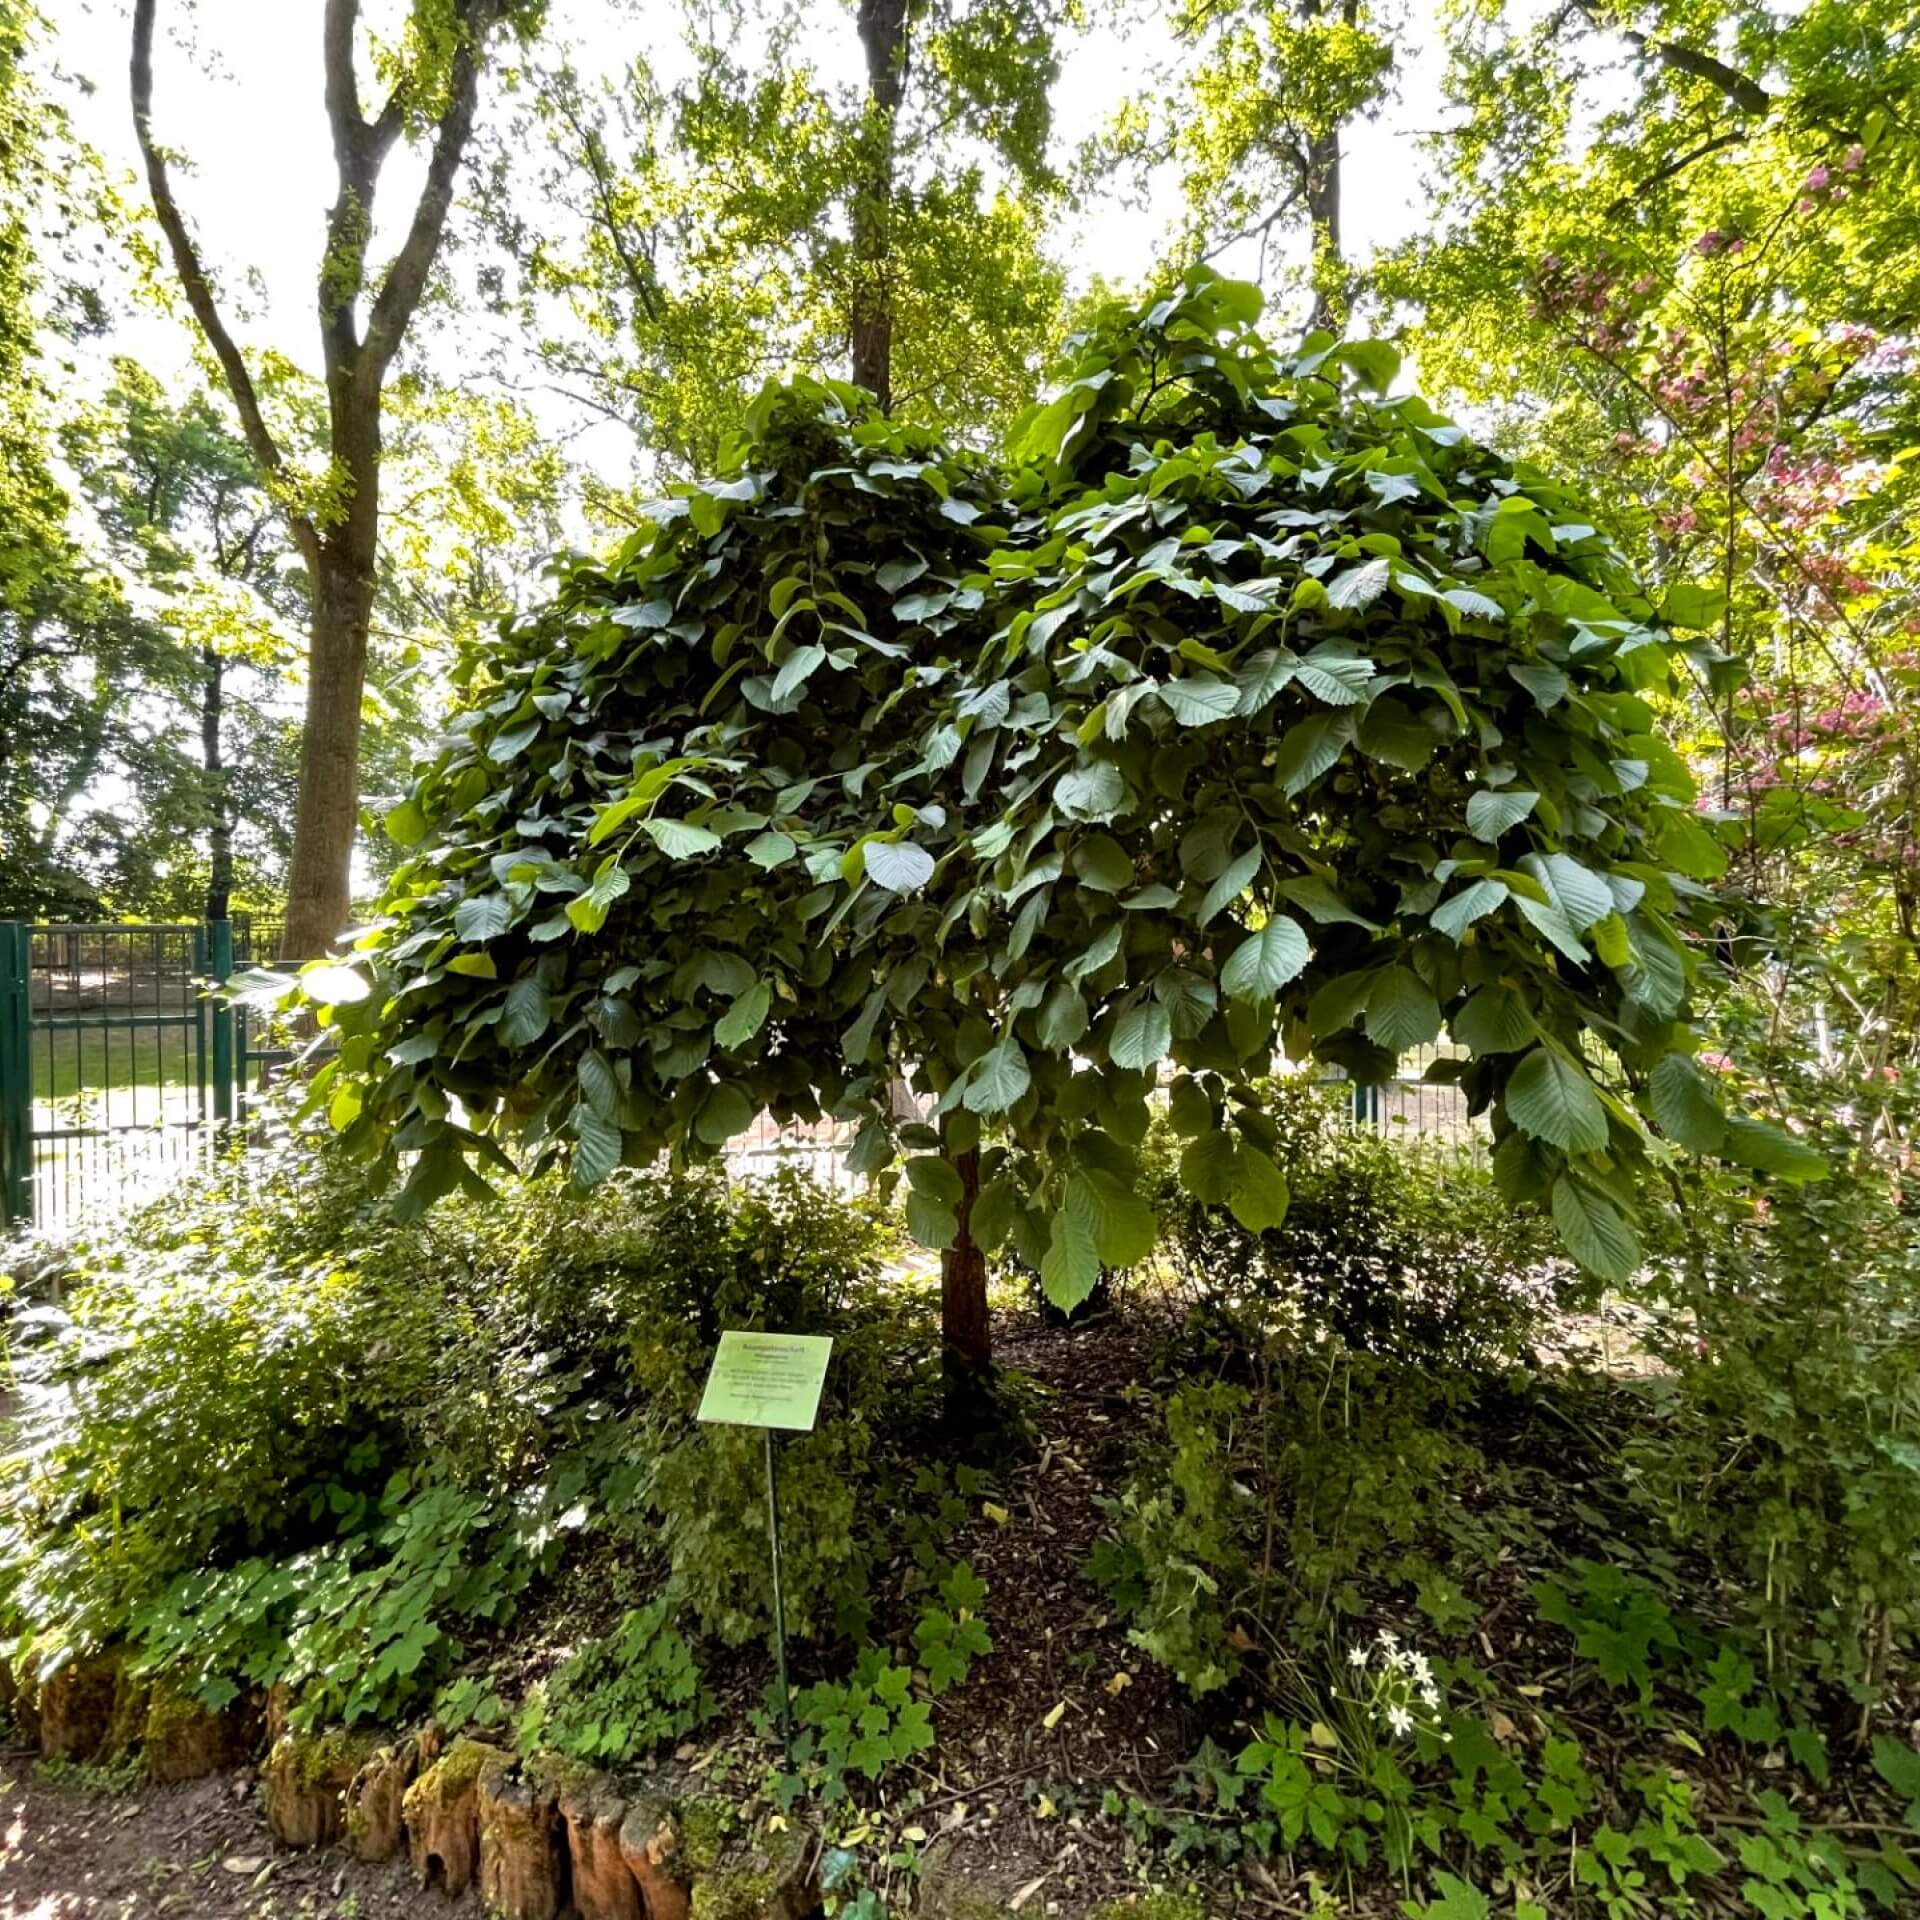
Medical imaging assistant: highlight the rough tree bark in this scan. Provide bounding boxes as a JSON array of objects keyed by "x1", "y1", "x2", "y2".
[
  {"x1": 851, "y1": 0, "x2": 910, "y2": 410},
  {"x1": 132, "y1": 0, "x2": 509, "y2": 961},
  {"x1": 1299, "y1": 0, "x2": 1354, "y2": 337}
]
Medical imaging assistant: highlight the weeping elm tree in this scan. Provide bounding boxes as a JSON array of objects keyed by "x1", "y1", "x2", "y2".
[{"x1": 297, "y1": 272, "x2": 1821, "y2": 1387}]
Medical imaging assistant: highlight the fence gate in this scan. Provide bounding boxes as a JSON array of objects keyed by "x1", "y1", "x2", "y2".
[{"x1": 0, "y1": 922, "x2": 281, "y2": 1234}]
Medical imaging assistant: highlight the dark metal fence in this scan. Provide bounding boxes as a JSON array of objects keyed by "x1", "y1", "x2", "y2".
[
  {"x1": 0, "y1": 920, "x2": 287, "y2": 1233},
  {"x1": 0, "y1": 917, "x2": 1477, "y2": 1235}
]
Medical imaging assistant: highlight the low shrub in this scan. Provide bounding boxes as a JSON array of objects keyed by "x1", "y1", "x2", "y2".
[
  {"x1": 1142, "y1": 1076, "x2": 1566, "y2": 1367},
  {"x1": 0, "y1": 1116, "x2": 927, "y2": 1729}
]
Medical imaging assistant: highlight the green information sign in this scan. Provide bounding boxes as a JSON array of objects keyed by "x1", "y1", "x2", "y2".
[{"x1": 697, "y1": 1331, "x2": 833, "y2": 1431}]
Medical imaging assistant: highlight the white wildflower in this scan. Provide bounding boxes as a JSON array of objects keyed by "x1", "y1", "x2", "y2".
[
  {"x1": 1348, "y1": 1645, "x2": 1369, "y2": 1669},
  {"x1": 1387, "y1": 1704, "x2": 1414, "y2": 1737}
]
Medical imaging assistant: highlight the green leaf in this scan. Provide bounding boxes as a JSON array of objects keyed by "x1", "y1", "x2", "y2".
[
  {"x1": 1067, "y1": 1171, "x2": 1157, "y2": 1268},
  {"x1": 1040, "y1": 1208, "x2": 1101, "y2": 1313},
  {"x1": 1551, "y1": 1177, "x2": 1641, "y2": 1283},
  {"x1": 385, "y1": 798, "x2": 429, "y2": 847},
  {"x1": 1365, "y1": 968, "x2": 1443, "y2": 1052},
  {"x1": 1278, "y1": 874, "x2": 1380, "y2": 930},
  {"x1": 865, "y1": 840, "x2": 936, "y2": 892},
  {"x1": 1724, "y1": 1117, "x2": 1827, "y2": 1182},
  {"x1": 905, "y1": 1191, "x2": 958, "y2": 1251},
  {"x1": 1430, "y1": 879, "x2": 1509, "y2": 941},
  {"x1": 1158, "y1": 674, "x2": 1240, "y2": 726},
  {"x1": 1509, "y1": 661, "x2": 1569, "y2": 708},
  {"x1": 302, "y1": 963, "x2": 369, "y2": 1006},
  {"x1": 1452, "y1": 986, "x2": 1534, "y2": 1055},
  {"x1": 1662, "y1": 582, "x2": 1727, "y2": 630},
  {"x1": 1294, "y1": 646, "x2": 1376, "y2": 705},
  {"x1": 1357, "y1": 694, "x2": 1439, "y2": 771},
  {"x1": 964, "y1": 1037, "x2": 1032, "y2": 1114},
  {"x1": 1036, "y1": 982, "x2": 1089, "y2": 1051},
  {"x1": 454, "y1": 893, "x2": 511, "y2": 943},
  {"x1": 1648, "y1": 1054, "x2": 1725, "y2": 1152},
  {"x1": 1273, "y1": 711, "x2": 1355, "y2": 796},
  {"x1": 1527, "y1": 853, "x2": 1612, "y2": 930},
  {"x1": 772, "y1": 642, "x2": 828, "y2": 703},
  {"x1": 695, "y1": 1083, "x2": 754, "y2": 1146},
  {"x1": 1227, "y1": 1146, "x2": 1290, "y2": 1233},
  {"x1": 1221, "y1": 918, "x2": 1311, "y2": 1000},
  {"x1": 1325, "y1": 558, "x2": 1390, "y2": 610},
  {"x1": 642, "y1": 818, "x2": 723, "y2": 860},
  {"x1": 1179, "y1": 1128, "x2": 1239, "y2": 1204},
  {"x1": 716, "y1": 980, "x2": 773, "y2": 1049},
  {"x1": 501, "y1": 978, "x2": 551, "y2": 1048},
  {"x1": 1464, "y1": 789, "x2": 1538, "y2": 841},
  {"x1": 1072, "y1": 833, "x2": 1134, "y2": 892},
  {"x1": 1109, "y1": 1001, "x2": 1174, "y2": 1071},
  {"x1": 745, "y1": 831, "x2": 797, "y2": 869},
  {"x1": 1199, "y1": 848, "x2": 1261, "y2": 927},
  {"x1": 1056, "y1": 760, "x2": 1129, "y2": 822},
  {"x1": 572, "y1": 1104, "x2": 623, "y2": 1187},
  {"x1": 1506, "y1": 1047, "x2": 1609, "y2": 1154}
]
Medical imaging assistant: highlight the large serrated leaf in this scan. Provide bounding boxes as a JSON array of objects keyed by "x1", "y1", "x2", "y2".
[
  {"x1": 1041, "y1": 1208, "x2": 1101, "y2": 1312},
  {"x1": 1365, "y1": 967, "x2": 1443, "y2": 1052},
  {"x1": 1551, "y1": 1176, "x2": 1641, "y2": 1282},
  {"x1": 1109, "y1": 1002, "x2": 1173, "y2": 1071},
  {"x1": 964, "y1": 1037, "x2": 1032, "y2": 1114},
  {"x1": 1506, "y1": 1047, "x2": 1609, "y2": 1154},
  {"x1": 1221, "y1": 917, "x2": 1311, "y2": 1000},
  {"x1": 1648, "y1": 1053, "x2": 1725, "y2": 1152},
  {"x1": 1273, "y1": 711, "x2": 1356, "y2": 796}
]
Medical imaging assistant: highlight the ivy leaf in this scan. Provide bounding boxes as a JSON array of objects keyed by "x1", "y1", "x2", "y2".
[
  {"x1": 1551, "y1": 1177, "x2": 1641, "y2": 1282},
  {"x1": 1221, "y1": 918, "x2": 1312, "y2": 1000},
  {"x1": 865, "y1": 840, "x2": 936, "y2": 892},
  {"x1": 1506, "y1": 1047, "x2": 1609, "y2": 1154},
  {"x1": 1110, "y1": 1001, "x2": 1174, "y2": 1071}
]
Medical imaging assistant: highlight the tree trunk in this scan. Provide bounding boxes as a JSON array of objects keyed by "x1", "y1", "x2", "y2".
[
  {"x1": 850, "y1": 0, "x2": 909, "y2": 409},
  {"x1": 200, "y1": 645, "x2": 232, "y2": 923},
  {"x1": 279, "y1": 543, "x2": 374, "y2": 961},
  {"x1": 1299, "y1": 0, "x2": 1354, "y2": 337},
  {"x1": 940, "y1": 1145, "x2": 992, "y2": 1383}
]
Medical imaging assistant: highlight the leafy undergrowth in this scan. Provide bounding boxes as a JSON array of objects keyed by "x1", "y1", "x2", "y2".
[{"x1": 7, "y1": 1130, "x2": 1920, "y2": 1917}]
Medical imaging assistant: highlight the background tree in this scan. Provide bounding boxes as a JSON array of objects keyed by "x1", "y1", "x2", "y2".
[
  {"x1": 1382, "y1": 0, "x2": 1920, "y2": 1077},
  {"x1": 131, "y1": 0, "x2": 542, "y2": 958},
  {"x1": 283, "y1": 274, "x2": 1818, "y2": 1394},
  {"x1": 487, "y1": 0, "x2": 1065, "y2": 497}
]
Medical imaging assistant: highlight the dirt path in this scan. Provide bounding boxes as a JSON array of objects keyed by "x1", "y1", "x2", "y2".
[{"x1": 0, "y1": 1761, "x2": 453, "y2": 1920}]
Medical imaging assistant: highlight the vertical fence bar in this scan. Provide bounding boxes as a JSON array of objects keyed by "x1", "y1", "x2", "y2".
[
  {"x1": 1, "y1": 922, "x2": 31, "y2": 1227},
  {"x1": 208, "y1": 920, "x2": 234, "y2": 1130}
]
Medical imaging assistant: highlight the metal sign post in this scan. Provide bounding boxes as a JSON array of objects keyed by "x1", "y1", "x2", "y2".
[{"x1": 696, "y1": 1330, "x2": 833, "y2": 1768}]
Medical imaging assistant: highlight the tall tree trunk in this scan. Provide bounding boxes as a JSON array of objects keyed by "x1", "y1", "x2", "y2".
[
  {"x1": 1299, "y1": 0, "x2": 1355, "y2": 336},
  {"x1": 851, "y1": 0, "x2": 909, "y2": 409},
  {"x1": 200, "y1": 644, "x2": 232, "y2": 923},
  {"x1": 280, "y1": 543, "x2": 374, "y2": 961},
  {"x1": 941, "y1": 1142, "x2": 992, "y2": 1384}
]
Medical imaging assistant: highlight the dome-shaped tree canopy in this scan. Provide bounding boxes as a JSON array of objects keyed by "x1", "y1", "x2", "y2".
[{"x1": 298, "y1": 270, "x2": 1818, "y2": 1342}]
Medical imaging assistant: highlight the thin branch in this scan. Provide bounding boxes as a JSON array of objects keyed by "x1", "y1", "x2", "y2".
[
  {"x1": 1609, "y1": 125, "x2": 1747, "y2": 211},
  {"x1": 130, "y1": 0, "x2": 318, "y2": 567},
  {"x1": 361, "y1": 0, "x2": 502, "y2": 393}
]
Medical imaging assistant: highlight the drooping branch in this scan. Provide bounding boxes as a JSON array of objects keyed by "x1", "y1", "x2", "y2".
[{"x1": 130, "y1": 0, "x2": 318, "y2": 569}]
